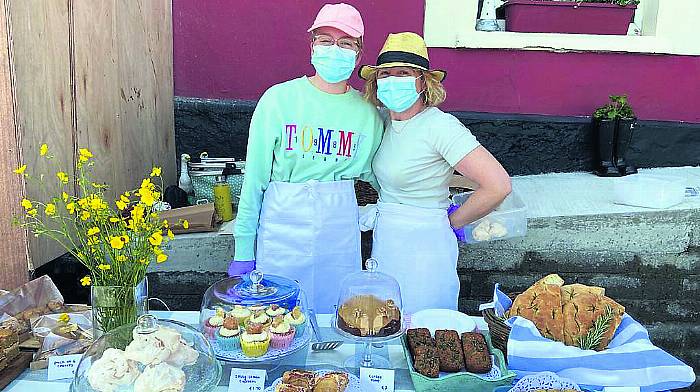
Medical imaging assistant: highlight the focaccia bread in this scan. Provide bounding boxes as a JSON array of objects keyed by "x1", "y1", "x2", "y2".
[
  {"x1": 562, "y1": 292, "x2": 625, "y2": 350},
  {"x1": 507, "y1": 277, "x2": 564, "y2": 342}
]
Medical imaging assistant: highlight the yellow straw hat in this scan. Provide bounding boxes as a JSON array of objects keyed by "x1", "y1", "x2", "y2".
[{"x1": 359, "y1": 32, "x2": 446, "y2": 81}]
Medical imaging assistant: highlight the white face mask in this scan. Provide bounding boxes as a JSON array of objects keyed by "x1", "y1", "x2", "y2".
[
  {"x1": 376, "y1": 76, "x2": 421, "y2": 113},
  {"x1": 311, "y1": 45, "x2": 357, "y2": 83}
]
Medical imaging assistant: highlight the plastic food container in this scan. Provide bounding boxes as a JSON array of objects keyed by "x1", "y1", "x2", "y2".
[
  {"x1": 451, "y1": 192, "x2": 527, "y2": 244},
  {"x1": 612, "y1": 174, "x2": 687, "y2": 209}
]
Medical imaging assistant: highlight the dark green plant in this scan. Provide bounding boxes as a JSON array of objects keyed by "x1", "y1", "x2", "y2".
[{"x1": 593, "y1": 95, "x2": 636, "y2": 120}]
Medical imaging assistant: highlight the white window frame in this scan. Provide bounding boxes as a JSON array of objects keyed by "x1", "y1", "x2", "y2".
[{"x1": 424, "y1": 0, "x2": 700, "y2": 55}]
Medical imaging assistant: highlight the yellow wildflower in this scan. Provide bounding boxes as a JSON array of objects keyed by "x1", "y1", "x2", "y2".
[
  {"x1": 148, "y1": 232, "x2": 163, "y2": 246},
  {"x1": 87, "y1": 237, "x2": 99, "y2": 246},
  {"x1": 87, "y1": 227, "x2": 100, "y2": 236},
  {"x1": 138, "y1": 259, "x2": 146, "y2": 264},
  {"x1": 40, "y1": 144, "x2": 48, "y2": 157},
  {"x1": 131, "y1": 205, "x2": 145, "y2": 220},
  {"x1": 121, "y1": 235, "x2": 130, "y2": 244},
  {"x1": 56, "y1": 172, "x2": 69, "y2": 184},
  {"x1": 140, "y1": 178, "x2": 154, "y2": 190},
  {"x1": 161, "y1": 219, "x2": 169, "y2": 228},
  {"x1": 80, "y1": 276, "x2": 92, "y2": 286},
  {"x1": 156, "y1": 253, "x2": 168, "y2": 263},
  {"x1": 13, "y1": 165, "x2": 27, "y2": 175},
  {"x1": 27, "y1": 208, "x2": 37, "y2": 217},
  {"x1": 77, "y1": 198, "x2": 88, "y2": 208},
  {"x1": 116, "y1": 255, "x2": 126, "y2": 262},
  {"x1": 167, "y1": 229, "x2": 174, "y2": 240},
  {"x1": 140, "y1": 189, "x2": 155, "y2": 206},
  {"x1": 62, "y1": 192, "x2": 69, "y2": 202},
  {"x1": 80, "y1": 210, "x2": 91, "y2": 221},
  {"x1": 45, "y1": 203, "x2": 56, "y2": 216},
  {"x1": 58, "y1": 313, "x2": 70, "y2": 323},
  {"x1": 182, "y1": 220, "x2": 189, "y2": 229},
  {"x1": 89, "y1": 196, "x2": 106, "y2": 210},
  {"x1": 120, "y1": 194, "x2": 129, "y2": 203},
  {"x1": 109, "y1": 236, "x2": 124, "y2": 250},
  {"x1": 116, "y1": 200, "x2": 127, "y2": 210},
  {"x1": 98, "y1": 264, "x2": 111, "y2": 271},
  {"x1": 109, "y1": 217, "x2": 121, "y2": 223},
  {"x1": 66, "y1": 202, "x2": 76, "y2": 214},
  {"x1": 21, "y1": 199, "x2": 32, "y2": 210},
  {"x1": 78, "y1": 148, "x2": 93, "y2": 163},
  {"x1": 150, "y1": 167, "x2": 162, "y2": 177}
]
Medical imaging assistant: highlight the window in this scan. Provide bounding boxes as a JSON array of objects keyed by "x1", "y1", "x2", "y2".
[{"x1": 424, "y1": 0, "x2": 700, "y2": 55}]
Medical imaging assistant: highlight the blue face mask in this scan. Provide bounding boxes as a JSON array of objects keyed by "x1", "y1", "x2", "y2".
[
  {"x1": 311, "y1": 45, "x2": 357, "y2": 84},
  {"x1": 376, "y1": 76, "x2": 421, "y2": 113}
]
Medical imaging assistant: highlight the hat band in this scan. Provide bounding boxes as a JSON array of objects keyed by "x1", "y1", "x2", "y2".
[{"x1": 376, "y1": 51, "x2": 429, "y2": 70}]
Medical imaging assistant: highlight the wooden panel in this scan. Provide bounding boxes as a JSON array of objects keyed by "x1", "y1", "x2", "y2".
[
  {"x1": 0, "y1": 0, "x2": 29, "y2": 289},
  {"x1": 7, "y1": 0, "x2": 74, "y2": 270},
  {"x1": 73, "y1": 0, "x2": 175, "y2": 202}
]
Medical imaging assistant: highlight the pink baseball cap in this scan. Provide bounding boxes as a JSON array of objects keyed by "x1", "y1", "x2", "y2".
[{"x1": 307, "y1": 3, "x2": 364, "y2": 38}]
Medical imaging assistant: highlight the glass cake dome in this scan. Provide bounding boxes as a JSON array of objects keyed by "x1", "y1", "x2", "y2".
[
  {"x1": 198, "y1": 270, "x2": 310, "y2": 362},
  {"x1": 333, "y1": 258, "x2": 405, "y2": 368},
  {"x1": 70, "y1": 314, "x2": 221, "y2": 392}
]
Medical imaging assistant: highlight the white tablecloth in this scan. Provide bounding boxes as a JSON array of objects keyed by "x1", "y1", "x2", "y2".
[{"x1": 7, "y1": 310, "x2": 487, "y2": 392}]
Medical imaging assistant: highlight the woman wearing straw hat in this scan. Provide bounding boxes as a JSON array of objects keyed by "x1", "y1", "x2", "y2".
[
  {"x1": 359, "y1": 32, "x2": 511, "y2": 313},
  {"x1": 230, "y1": 3, "x2": 384, "y2": 313}
]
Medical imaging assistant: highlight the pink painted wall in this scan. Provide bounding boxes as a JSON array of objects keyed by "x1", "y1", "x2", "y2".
[{"x1": 173, "y1": 0, "x2": 700, "y2": 123}]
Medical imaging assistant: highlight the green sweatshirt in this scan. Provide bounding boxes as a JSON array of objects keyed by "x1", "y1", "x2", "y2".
[{"x1": 233, "y1": 76, "x2": 384, "y2": 260}]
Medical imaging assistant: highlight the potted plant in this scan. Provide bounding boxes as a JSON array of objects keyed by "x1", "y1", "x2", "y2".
[
  {"x1": 13, "y1": 145, "x2": 188, "y2": 337},
  {"x1": 593, "y1": 95, "x2": 638, "y2": 177},
  {"x1": 502, "y1": 0, "x2": 639, "y2": 35}
]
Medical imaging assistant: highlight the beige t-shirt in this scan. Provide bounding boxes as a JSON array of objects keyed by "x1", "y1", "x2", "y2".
[{"x1": 372, "y1": 107, "x2": 480, "y2": 209}]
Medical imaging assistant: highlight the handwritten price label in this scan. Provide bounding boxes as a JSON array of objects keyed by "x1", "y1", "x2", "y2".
[
  {"x1": 228, "y1": 368, "x2": 267, "y2": 391},
  {"x1": 47, "y1": 354, "x2": 82, "y2": 380},
  {"x1": 360, "y1": 367, "x2": 394, "y2": 392}
]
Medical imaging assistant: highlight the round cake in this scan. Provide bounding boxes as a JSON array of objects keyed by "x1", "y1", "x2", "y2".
[{"x1": 337, "y1": 295, "x2": 401, "y2": 337}]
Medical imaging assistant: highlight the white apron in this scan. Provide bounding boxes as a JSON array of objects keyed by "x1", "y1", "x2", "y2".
[
  {"x1": 362, "y1": 202, "x2": 459, "y2": 315},
  {"x1": 256, "y1": 180, "x2": 361, "y2": 313}
]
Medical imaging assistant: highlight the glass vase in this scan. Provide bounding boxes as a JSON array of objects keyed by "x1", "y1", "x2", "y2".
[{"x1": 91, "y1": 278, "x2": 148, "y2": 338}]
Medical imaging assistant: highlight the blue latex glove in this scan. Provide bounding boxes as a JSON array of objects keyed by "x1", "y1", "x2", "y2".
[
  {"x1": 227, "y1": 260, "x2": 255, "y2": 277},
  {"x1": 447, "y1": 204, "x2": 466, "y2": 242}
]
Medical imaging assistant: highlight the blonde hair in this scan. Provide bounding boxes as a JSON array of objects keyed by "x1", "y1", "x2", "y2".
[{"x1": 363, "y1": 69, "x2": 446, "y2": 108}]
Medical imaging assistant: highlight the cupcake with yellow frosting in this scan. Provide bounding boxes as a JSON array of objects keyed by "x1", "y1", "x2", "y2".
[
  {"x1": 203, "y1": 307, "x2": 225, "y2": 339},
  {"x1": 216, "y1": 316, "x2": 241, "y2": 351},
  {"x1": 284, "y1": 306, "x2": 306, "y2": 336},
  {"x1": 228, "y1": 305, "x2": 252, "y2": 326},
  {"x1": 240, "y1": 322, "x2": 270, "y2": 357},
  {"x1": 269, "y1": 316, "x2": 295, "y2": 349},
  {"x1": 247, "y1": 310, "x2": 272, "y2": 330}
]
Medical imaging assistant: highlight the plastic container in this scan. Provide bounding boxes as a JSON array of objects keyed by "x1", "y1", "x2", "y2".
[
  {"x1": 401, "y1": 332, "x2": 515, "y2": 392},
  {"x1": 199, "y1": 270, "x2": 311, "y2": 362},
  {"x1": 71, "y1": 314, "x2": 221, "y2": 392},
  {"x1": 613, "y1": 174, "x2": 686, "y2": 209},
  {"x1": 452, "y1": 192, "x2": 527, "y2": 244}
]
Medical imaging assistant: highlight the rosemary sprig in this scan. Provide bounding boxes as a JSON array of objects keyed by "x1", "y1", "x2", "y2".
[{"x1": 577, "y1": 305, "x2": 614, "y2": 350}]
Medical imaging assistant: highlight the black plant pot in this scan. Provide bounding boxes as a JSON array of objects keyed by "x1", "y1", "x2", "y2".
[
  {"x1": 595, "y1": 119, "x2": 621, "y2": 177},
  {"x1": 616, "y1": 117, "x2": 638, "y2": 176}
]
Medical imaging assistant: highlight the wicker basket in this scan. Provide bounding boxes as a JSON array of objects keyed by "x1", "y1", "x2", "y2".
[
  {"x1": 481, "y1": 291, "x2": 519, "y2": 362},
  {"x1": 354, "y1": 181, "x2": 378, "y2": 206}
]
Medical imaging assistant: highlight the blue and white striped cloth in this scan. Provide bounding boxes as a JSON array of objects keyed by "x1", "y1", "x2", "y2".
[{"x1": 481, "y1": 284, "x2": 696, "y2": 391}]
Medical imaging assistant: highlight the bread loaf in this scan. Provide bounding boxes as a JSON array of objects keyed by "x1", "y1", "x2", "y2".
[
  {"x1": 461, "y1": 332, "x2": 491, "y2": 373},
  {"x1": 435, "y1": 330, "x2": 465, "y2": 372}
]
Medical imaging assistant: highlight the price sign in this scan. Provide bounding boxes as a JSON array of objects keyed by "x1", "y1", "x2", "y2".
[
  {"x1": 228, "y1": 368, "x2": 267, "y2": 391},
  {"x1": 360, "y1": 367, "x2": 395, "y2": 392},
  {"x1": 47, "y1": 354, "x2": 82, "y2": 380}
]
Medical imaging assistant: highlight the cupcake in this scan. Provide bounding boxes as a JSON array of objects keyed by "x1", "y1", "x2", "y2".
[
  {"x1": 216, "y1": 316, "x2": 241, "y2": 351},
  {"x1": 284, "y1": 306, "x2": 307, "y2": 336},
  {"x1": 266, "y1": 304, "x2": 287, "y2": 318},
  {"x1": 240, "y1": 322, "x2": 270, "y2": 358},
  {"x1": 203, "y1": 308, "x2": 225, "y2": 339},
  {"x1": 269, "y1": 316, "x2": 295, "y2": 349},
  {"x1": 228, "y1": 305, "x2": 252, "y2": 326},
  {"x1": 248, "y1": 304, "x2": 267, "y2": 313},
  {"x1": 247, "y1": 310, "x2": 272, "y2": 329}
]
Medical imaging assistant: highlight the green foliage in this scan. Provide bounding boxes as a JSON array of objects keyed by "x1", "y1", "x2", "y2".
[
  {"x1": 576, "y1": 305, "x2": 614, "y2": 350},
  {"x1": 593, "y1": 95, "x2": 636, "y2": 120}
]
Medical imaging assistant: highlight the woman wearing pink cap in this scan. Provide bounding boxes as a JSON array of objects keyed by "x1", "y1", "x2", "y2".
[{"x1": 231, "y1": 3, "x2": 383, "y2": 313}]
